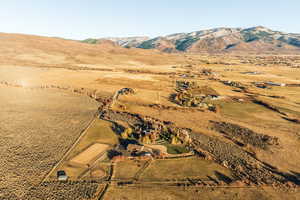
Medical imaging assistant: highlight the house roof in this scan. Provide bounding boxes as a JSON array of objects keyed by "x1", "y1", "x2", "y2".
[{"x1": 127, "y1": 144, "x2": 144, "y2": 151}]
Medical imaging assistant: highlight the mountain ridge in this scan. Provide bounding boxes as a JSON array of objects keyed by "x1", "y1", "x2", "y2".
[{"x1": 82, "y1": 26, "x2": 300, "y2": 53}]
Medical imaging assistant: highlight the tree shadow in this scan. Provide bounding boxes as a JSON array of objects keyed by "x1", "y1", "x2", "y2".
[
  {"x1": 214, "y1": 171, "x2": 233, "y2": 184},
  {"x1": 119, "y1": 138, "x2": 139, "y2": 149},
  {"x1": 168, "y1": 93, "x2": 178, "y2": 105},
  {"x1": 290, "y1": 171, "x2": 300, "y2": 178},
  {"x1": 107, "y1": 149, "x2": 122, "y2": 159},
  {"x1": 262, "y1": 165, "x2": 300, "y2": 185},
  {"x1": 111, "y1": 122, "x2": 125, "y2": 135},
  {"x1": 284, "y1": 170, "x2": 300, "y2": 185}
]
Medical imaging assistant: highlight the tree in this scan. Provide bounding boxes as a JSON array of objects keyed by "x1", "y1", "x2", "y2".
[
  {"x1": 120, "y1": 128, "x2": 133, "y2": 139},
  {"x1": 121, "y1": 130, "x2": 128, "y2": 139},
  {"x1": 141, "y1": 135, "x2": 151, "y2": 144},
  {"x1": 171, "y1": 135, "x2": 180, "y2": 145}
]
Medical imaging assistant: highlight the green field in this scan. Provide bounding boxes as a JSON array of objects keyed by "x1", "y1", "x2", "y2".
[{"x1": 163, "y1": 144, "x2": 190, "y2": 154}]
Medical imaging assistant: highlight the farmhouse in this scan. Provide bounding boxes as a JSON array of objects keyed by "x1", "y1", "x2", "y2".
[
  {"x1": 127, "y1": 144, "x2": 144, "y2": 152},
  {"x1": 111, "y1": 143, "x2": 155, "y2": 160}
]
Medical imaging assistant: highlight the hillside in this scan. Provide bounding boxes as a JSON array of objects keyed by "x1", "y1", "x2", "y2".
[
  {"x1": 0, "y1": 33, "x2": 184, "y2": 69},
  {"x1": 101, "y1": 36, "x2": 150, "y2": 47},
  {"x1": 86, "y1": 26, "x2": 300, "y2": 53}
]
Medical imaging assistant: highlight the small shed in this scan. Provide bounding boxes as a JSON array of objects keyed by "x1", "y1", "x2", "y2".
[{"x1": 57, "y1": 170, "x2": 68, "y2": 181}]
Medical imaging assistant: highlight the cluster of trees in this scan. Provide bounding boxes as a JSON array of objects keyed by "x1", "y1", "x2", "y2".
[
  {"x1": 119, "y1": 126, "x2": 191, "y2": 145},
  {"x1": 120, "y1": 127, "x2": 153, "y2": 144}
]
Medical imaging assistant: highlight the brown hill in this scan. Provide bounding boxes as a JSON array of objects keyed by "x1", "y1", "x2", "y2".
[
  {"x1": 187, "y1": 33, "x2": 242, "y2": 53},
  {"x1": 0, "y1": 33, "x2": 184, "y2": 68},
  {"x1": 149, "y1": 38, "x2": 178, "y2": 53}
]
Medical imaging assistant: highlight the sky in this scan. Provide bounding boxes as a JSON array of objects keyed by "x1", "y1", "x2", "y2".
[{"x1": 0, "y1": 0, "x2": 299, "y2": 40}]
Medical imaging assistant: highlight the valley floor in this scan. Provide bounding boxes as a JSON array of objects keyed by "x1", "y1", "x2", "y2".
[{"x1": 0, "y1": 53, "x2": 300, "y2": 199}]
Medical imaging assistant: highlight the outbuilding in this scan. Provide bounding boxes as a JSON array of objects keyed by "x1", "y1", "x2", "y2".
[{"x1": 57, "y1": 170, "x2": 68, "y2": 181}]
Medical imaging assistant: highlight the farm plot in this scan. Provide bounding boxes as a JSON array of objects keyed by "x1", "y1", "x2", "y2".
[
  {"x1": 47, "y1": 119, "x2": 119, "y2": 181},
  {"x1": 113, "y1": 160, "x2": 148, "y2": 180},
  {"x1": 139, "y1": 157, "x2": 233, "y2": 181},
  {"x1": 70, "y1": 143, "x2": 109, "y2": 167},
  {"x1": 67, "y1": 119, "x2": 119, "y2": 159}
]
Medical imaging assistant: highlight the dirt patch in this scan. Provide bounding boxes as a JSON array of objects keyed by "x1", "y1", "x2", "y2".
[
  {"x1": 70, "y1": 143, "x2": 109, "y2": 167},
  {"x1": 144, "y1": 144, "x2": 168, "y2": 154},
  {"x1": 90, "y1": 168, "x2": 106, "y2": 178}
]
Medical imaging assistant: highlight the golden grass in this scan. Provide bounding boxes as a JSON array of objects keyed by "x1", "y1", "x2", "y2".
[
  {"x1": 57, "y1": 165, "x2": 87, "y2": 179},
  {"x1": 104, "y1": 186, "x2": 300, "y2": 200},
  {"x1": 140, "y1": 157, "x2": 233, "y2": 181},
  {"x1": 67, "y1": 119, "x2": 118, "y2": 159},
  {"x1": 113, "y1": 160, "x2": 147, "y2": 180},
  {"x1": 217, "y1": 101, "x2": 271, "y2": 119},
  {"x1": 0, "y1": 86, "x2": 98, "y2": 197}
]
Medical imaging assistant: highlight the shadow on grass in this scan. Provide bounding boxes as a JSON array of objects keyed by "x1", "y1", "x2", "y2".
[
  {"x1": 111, "y1": 122, "x2": 125, "y2": 135},
  {"x1": 214, "y1": 171, "x2": 233, "y2": 184},
  {"x1": 262, "y1": 165, "x2": 300, "y2": 185}
]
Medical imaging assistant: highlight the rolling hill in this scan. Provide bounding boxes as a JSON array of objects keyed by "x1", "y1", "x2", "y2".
[{"x1": 0, "y1": 33, "x2": 184, "y2": 68}]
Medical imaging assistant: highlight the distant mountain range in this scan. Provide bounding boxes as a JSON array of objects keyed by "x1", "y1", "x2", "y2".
[{"x1": 82, "y1": 26, "x2": 300, "y2": 53}]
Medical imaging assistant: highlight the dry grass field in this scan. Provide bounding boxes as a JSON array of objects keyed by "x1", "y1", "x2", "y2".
[
  {"x1": 139, "y1": 157, "x2": 233, "y2": 181},
  {"x1": 0, "y1": 34, "x2": 300, "y2": 199},
  {"x1": 0, "y1": 86, "x2": 98, "y2": 199},
  {"x1": 113, "y1": 160, "x2": 148, "y2": 180},
  {"x1": 103, "y1": 186, "x2": 300, "y2": 200}
]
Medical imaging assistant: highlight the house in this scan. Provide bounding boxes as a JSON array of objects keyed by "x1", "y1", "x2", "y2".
[
  {"x1": 265, "y1": 82, "x2": 286, "y2": 87},
  {"x1": 57, "y1": 170, "x2": 68, "y2": 181},
  {"x1": 241, "y1": 71, "x2": 262, "y2": 75},
  {"x1": 127, "y1": 144, "x2": 144, "y2": 152},
  {"x1": 112, "y1": 155, "x2": 126, "y2": 162},
  {"x1": 253, "y1": 82, "x2": 268, "y2": 89},
  {"x1": 138, "y1": 151, "x2": 152, "y2": 157}
]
